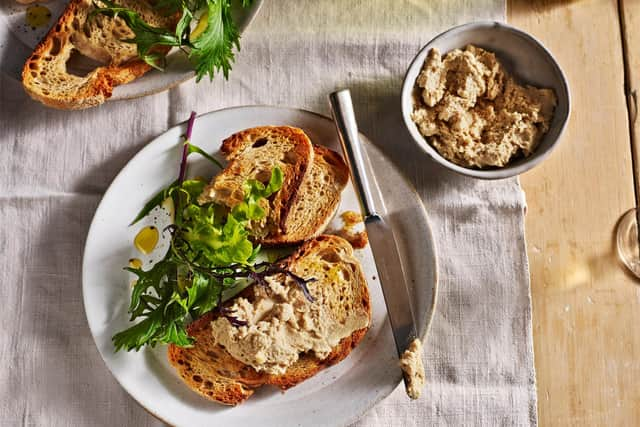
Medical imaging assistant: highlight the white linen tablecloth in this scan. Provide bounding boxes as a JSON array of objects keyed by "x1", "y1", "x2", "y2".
[{"x1": 0, "y1": 1, "x2": 537, "y2": 425}]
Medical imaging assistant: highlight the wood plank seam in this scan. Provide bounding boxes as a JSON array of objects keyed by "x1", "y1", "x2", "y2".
[{"x1": 618, "y1": 0, "x2": 640, "y2": 255}]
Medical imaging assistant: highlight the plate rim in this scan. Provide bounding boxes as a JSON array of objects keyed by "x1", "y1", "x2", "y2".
[{"x1": 81, "y1": 105, "x2": 439, "y2": 426}]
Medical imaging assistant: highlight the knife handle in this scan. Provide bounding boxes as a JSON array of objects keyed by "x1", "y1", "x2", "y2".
[{"x1": 329, "y1": 89, "x2": 378, "y2": 219}]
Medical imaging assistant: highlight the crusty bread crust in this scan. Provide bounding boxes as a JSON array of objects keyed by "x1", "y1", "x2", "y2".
[
  {"x1": 22, "y1": 0, "x2": 176, "y2": 109},
  {"x1": 262, "y1": 144, "x2": 349, "y2": 245},
  {"x1": 168, "y1": 235, "x2": 371, "y2": 405},
  {"x1": 168, "y1": 310, "x2": 265, "y2": 404}
]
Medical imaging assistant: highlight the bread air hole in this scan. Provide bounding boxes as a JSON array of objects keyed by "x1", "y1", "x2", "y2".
[
  {"x1": 114, "y1": 27, "x2": 130, "y2": 38},
  {"x1": 82, "y1": 21, "x2": 92, "y2": 39},
  {"x1": 252, "y1": 138, "x2": 268, "y2": 148},
  {"x1": 48, "y1": 37, "x2": 62, "y2": 56},
  {"x1": 318, "y1": 250, "x2": 340, "y2": 263},
  {"x1": 283, "y1": 151, "x2": 299, "y2": 164},
  {"x1": 65, "y1": 49, "x2": 105, "y2": 77},
  {"x1": 255, "y1": 169, "x2": 271, "y2": 183}
]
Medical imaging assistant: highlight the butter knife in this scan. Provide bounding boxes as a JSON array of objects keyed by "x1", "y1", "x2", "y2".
[{"x1": 329, "y1": 89, "x2": 425, "y2": 399}]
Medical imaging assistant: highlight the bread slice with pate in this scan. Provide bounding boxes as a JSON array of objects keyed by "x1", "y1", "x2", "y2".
[{"x1": 168, "y1": 235, "x2": 371, "y2": 405}]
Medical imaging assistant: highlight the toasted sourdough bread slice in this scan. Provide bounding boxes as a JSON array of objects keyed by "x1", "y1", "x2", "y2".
[
  {"x1": 22, "y1": 0, "x2": 177, "y2": 109},
  {"x1": 199, "y1": 126, "x2": 349, "y2": 245},
  {"x1": 168, "y1": 235, "x2": 371, "y2": 405},
  {"x1": 261, "y1": 144, "x2": 350, "y2": 245},
  {"x1": 198, "y1": 126, "x2": 314, "y2": 241}
]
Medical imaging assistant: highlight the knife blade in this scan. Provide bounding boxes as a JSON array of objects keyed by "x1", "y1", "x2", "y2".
[
  {"x1": 364, "y1": 215, "x2": 419, "y2": 352},
  {"x1": 329, "y1": 89, "x2": 424, "y2": 397}
]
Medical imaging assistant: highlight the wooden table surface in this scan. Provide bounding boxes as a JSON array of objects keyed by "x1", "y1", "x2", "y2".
[{"x1": 508, "y1": 0, "x2": 640, "y2": 425}]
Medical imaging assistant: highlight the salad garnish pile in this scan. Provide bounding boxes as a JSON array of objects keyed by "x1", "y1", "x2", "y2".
[
  {"x1": 114, "y1": 112, "x2": 315, "y2": 352},
  {"x1": 92, "y1": 0, "x2": 255, "y2": 81}
]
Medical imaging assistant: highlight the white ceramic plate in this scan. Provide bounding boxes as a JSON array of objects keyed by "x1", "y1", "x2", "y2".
[
  {"x1": 82, "y1": 106, "x2": 438, "y2": 427},
  {"x1": 0, "y1": 1, "x2": 263, "y2": 100}
]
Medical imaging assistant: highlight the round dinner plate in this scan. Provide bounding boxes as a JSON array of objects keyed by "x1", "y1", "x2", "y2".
[
  {"x1": 82, "y1": 106, "x2": 438, "y2": 427},
  {"x1": 0, "y1": 1, "x2": 263, "y2": 100}
]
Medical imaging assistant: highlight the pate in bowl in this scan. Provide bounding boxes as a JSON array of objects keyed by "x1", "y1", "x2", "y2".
[{"x1": 401, "y1": 21, "x2": 570, "y2": 179}]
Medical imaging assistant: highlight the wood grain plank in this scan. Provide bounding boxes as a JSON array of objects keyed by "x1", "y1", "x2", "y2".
[
  {"x1": 620, "y1": 1, "x2": 640, "y2": 235},
  {"x1": 508, "y1": 0, "x2": 640, "y2": 425}
]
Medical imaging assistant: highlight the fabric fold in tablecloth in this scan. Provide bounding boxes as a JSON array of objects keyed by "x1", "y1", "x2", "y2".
[{"x1": 0, "y1": 1, "x2": 537, "y2": 425}]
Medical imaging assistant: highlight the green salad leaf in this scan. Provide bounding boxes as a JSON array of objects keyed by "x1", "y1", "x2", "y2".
[
  {"x1": 129, "y1": 142, "x2": 220, "y2": 226},
  {"x1": 113, "y1": 129, "x2": 285, "y2": 352},
  {"x1": 92, "y1": 0, "x2": 254, "y2": 81},
  {"x1": 187, "y1": 143, "x2": 224, "y2": 169},
  {"x1": 91, "y1": 0, "x2": 182, "y2": 70}
]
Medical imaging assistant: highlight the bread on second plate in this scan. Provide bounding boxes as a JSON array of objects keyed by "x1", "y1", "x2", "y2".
[
  {"x1": 198, "y1": 126, "x2": 349, "y2": 245},
  {"x1": 22, "y1": 0, "x2": 177, "y2": 109},
  {"x1": 168, "y1": 234, "x2": 371, "y2": 405}
]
